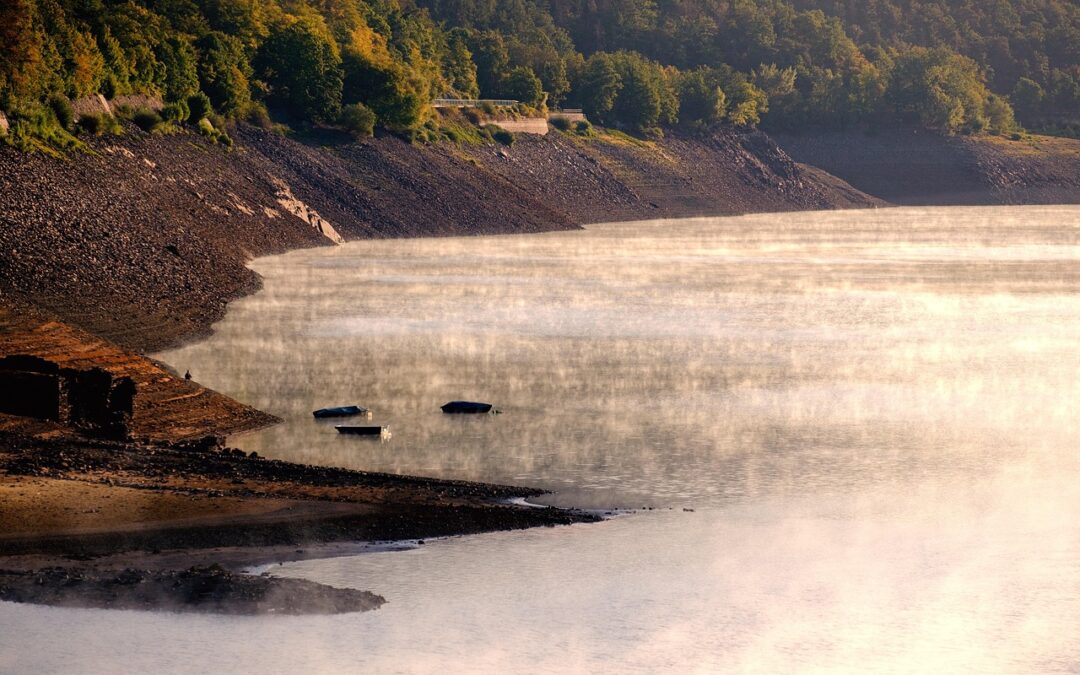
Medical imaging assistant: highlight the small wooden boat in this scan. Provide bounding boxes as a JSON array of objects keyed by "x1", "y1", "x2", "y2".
[
  {"x1": 440, "y1": 401, "x2": 494, "y2": 414},
  {"x1": 313, "y1": 405, "x2": 370, "y2": 419},
  {"x1": 335, "y1": 425, "x2": 389, "y2": 436}
]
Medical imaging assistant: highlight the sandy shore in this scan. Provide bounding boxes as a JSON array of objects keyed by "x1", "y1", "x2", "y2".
[{"x1": 0, "y1": 428, "x2": 599, "y2": 614}]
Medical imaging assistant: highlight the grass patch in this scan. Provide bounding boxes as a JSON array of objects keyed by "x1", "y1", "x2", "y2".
[
  {"x1": 597, "y1": 127, "x2": 653, "y2": 149},
  {"x1": 1, "y1": 102, "x2": 85, "y2": 154}
]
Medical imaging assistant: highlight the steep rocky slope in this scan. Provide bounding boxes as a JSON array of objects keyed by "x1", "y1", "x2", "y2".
[{"x1": 0, "y1": 122, "x2": 879, "y2": 353}]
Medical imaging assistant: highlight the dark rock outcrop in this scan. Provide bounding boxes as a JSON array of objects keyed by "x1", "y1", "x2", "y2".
[{"x1": 0, "y1": 565, "x2": 385, "y2": 615}]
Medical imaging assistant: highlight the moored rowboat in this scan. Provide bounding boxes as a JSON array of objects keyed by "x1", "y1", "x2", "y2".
[
  {"x1": 335, "y1": 425, "x2": 389, "y2": 436},
  {"x1": 440, "y1": 401, "x2": 494, "y2": 414},
  {"x1": 314, "y1": 405, "x2": 370, "y2": 419}
]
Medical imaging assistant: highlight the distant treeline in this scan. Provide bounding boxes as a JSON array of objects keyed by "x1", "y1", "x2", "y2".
[{"x1": 1, "y1": 0, "x2": 1076, "y2": 142}]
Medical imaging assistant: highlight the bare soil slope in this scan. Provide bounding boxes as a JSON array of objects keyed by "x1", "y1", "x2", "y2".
[
  {"x1": 772, "y1": 129, "x2": 1080, "y2": 206},
  {"x1": 0, "y1": 303, "x2": 274, "y2": 440}
]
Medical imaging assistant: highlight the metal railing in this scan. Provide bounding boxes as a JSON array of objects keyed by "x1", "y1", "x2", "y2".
[{"x1": 432, "y1": 98, "x2": 519, "y2": 108}]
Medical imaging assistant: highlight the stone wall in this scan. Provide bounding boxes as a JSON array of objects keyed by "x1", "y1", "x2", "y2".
[
  {"x1": 71, "y1": 94, "x2": 165, "y2": 121},
  {"x1": 0, "y1": 355, "x2": 135, "y2": 439},
  {"x1": 111, "y1": 94, "x2": 164, "y2": 112},
  {"x1": 72, "y1": 95, "x2": 112, "y2": 119}
]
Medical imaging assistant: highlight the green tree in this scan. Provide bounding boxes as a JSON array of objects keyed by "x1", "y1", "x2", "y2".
[
  {"x1": 679, "y1": 68, "x2": 727, "y2": 124},
  {"x1": 576, "y1": 53, "x2": 621, "y2": 121},
  {"x1": 1011, "y1": 77, "x2": 1045, "y2": 121},
  {"x1": 984, "y1": 94, "x2": 1017, "y2": 133},
  {"x1": 159, "y1": 36, "x2": 199, "y2": 102},
  {"x1": 257, "y1": 19, "x2": 343, "y2": 122},
  {"x1": 443, "y1": 30, "x2": 480, "y2": 98},
  {"x1": 342, "y1": 51, "x2": 425, "y2": 129},
  {"x1": 501, "y1": 66, "x2": 544, "y2": 107},
  {"x1": 887, "y1": 47, "x2": 991, "y2": 133},
  {"x1": 465, "y1": 30, "x2": 510, "y2": 98},
  {"x1": 610, "y1": 54, "x2": 661, "y2": 131},
  {"x1": 187, "y1": 91, "x2": 212, "y2": 121},
  {"x1": 0, "y1": 0, "x2": 41, "y2": 105},
  {"x1": 196, "y1": 32, "x2": 251, "y2": 116}
]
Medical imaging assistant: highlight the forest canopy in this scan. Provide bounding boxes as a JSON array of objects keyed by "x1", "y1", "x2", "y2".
[{"x1": 1, "y1": 0, "x2": 1076, "y2": 139}]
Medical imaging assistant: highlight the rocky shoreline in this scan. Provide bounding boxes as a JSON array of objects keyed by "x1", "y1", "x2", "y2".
[
  {"x1": 0, "y1": 122, "x2": 880, "y2": 353},
  {"x1": 1, "y1": 121, "x2": 1077, "y2": 615}
]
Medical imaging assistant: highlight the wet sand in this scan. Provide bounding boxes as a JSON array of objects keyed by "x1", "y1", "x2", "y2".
[{"x1": 0, "y1": 428, "x2": 598, "y2": 613}]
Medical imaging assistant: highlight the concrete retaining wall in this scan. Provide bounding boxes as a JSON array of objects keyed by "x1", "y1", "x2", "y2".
[
  {"x1": 486, "y1": 118, "x2": 549, "y2": 135},
  {"x1": 549, "y1": 111, "x2": 587, "y2": 123}
]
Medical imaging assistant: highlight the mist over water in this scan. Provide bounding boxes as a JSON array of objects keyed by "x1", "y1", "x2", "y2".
[{"x1": 5, "y1": 206, "x2": 1080, "y2": 672}]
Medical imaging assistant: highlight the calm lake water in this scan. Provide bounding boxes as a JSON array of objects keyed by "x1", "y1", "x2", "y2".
[{"x1": 5, "y1": 206, "x2": 1080, "y2": 673}]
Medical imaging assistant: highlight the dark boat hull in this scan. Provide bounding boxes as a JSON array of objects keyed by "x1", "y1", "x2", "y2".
[
  {"x1": 335, "y1": 425, "x2": 387, "y2": 436},
  {"x1": 441, "y1": 401, "x2": 494, "y2": 414},
  {"x1": 314, "y1": 406, "x2": 370, "y2": 419}
]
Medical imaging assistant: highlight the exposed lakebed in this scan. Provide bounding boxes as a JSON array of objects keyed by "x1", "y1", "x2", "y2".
[{"x1": 5, "y1": 206, "x2": 1080, "y2": 672}]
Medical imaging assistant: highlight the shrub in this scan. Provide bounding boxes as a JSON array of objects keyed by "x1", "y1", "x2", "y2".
[
  {"x1": 197, "y1": 117, "x2": 215, "y2": 136},
  {"x1": 77, "y1": 113, "x2": 123, "y2": 136},
  {"x1": 1010, "y1": 132, "x2": 1023, "y2": 141},
  {"x1": 187, "y1": 92, "x2": 212, "y2": 122},
  {"x1": 463, "y1": 108, "x2": 482, "y2": 125},
  {"x1": 489, "y1": 126, "x2": 514, "y2": 146},
  {"x1": 574, "y1": 120, "x2": 594, "y2": 135},
  {"x1": 48, "y1": 94, "x2": 75, "y2": 130},
  {"x1": 245, "y1": 103, "x2": 273, "y2": 129},
  {"x1": 161, "y1": 100, "x2": 190, "y2": 123},
  {"x1": 444, "y1": 128, "x2": 460, "y2": 143},
  {"x1": 207, "y1": 112, "x2": 226, "y2": 133},
  {"x1": 550, "y1": 116, "x2": 571, "y2": 131},
  {"x1": 481, "y1": 101, "x2": 497, "y2": 115},
  {"x1": 339, "y1": 102, "x2": 376, "y2": 138},
  {"x1": 132, "y1": 108, "x2": 163, "y2": 132},
  {"x1": 216, "y1": 132, "x2": 234, "y2": 150},
  {"x1": 77, "y1": 113, "x2": 103, "y2": 135}
]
